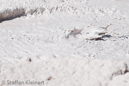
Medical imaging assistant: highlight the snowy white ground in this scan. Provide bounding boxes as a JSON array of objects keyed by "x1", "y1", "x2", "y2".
[{"x1": 0, "y1": 0, "x2": 129, "y2": 86}]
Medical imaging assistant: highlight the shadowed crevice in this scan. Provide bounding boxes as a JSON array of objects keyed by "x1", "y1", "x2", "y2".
[{"x1": 0, "y1": 7, "x2": 45, "y2": 23}]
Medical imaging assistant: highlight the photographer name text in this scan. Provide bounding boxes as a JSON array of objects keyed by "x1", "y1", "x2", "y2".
[{"x1": 2, "y1": 80, "x2": 44, "y2": 85}]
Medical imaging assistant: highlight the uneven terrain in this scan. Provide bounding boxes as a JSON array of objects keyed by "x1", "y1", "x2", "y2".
[{"x1": 0, "y1": 0, "x2": 129, "y2": 86}]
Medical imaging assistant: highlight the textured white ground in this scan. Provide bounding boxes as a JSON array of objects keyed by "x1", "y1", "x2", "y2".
[{"x1": 0, "y1": 0, "x2": 129, "y2": 86}]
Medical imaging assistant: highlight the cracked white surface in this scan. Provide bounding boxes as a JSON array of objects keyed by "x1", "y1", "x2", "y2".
[
  {"x1": 0, "y1": 0, "x2": 129, "y2": 86},
  {"x1": 0, "y1": 58, "x2": 129, "y2": 86}
]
